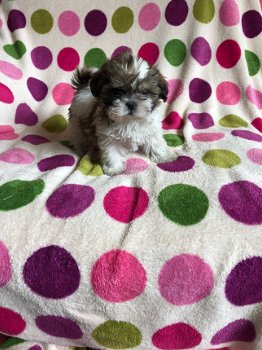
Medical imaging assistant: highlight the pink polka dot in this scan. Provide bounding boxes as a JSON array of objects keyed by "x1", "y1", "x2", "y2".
[
  {"x1": 57, "y1": 48, "x2": 80, "y2": 71},
  {"x1": 158, "y1": 254, "x2": 214, "y2": 305},
  {"x1": 216, "y1": 40, "x2": 241, "y2": 68},
  {"x1": 0, "y1": 19, "x2": 3, "y2": 29},
  {"x1": 0, "y1": 241, "x2": 12, "y2": 287},
  {"x1": 31, "y1": 46, "x2": 52, "y2": 70},
  {"x1": 124, "y1": 158, "x2": 148, "y2": 174},
  {"x1": 0, "y1": 307, "x2": 26, "y2": 335},
  {"x1": 0, "y1": 125, "x2": 19, "y2": 140},
  {"x1": 0, "y1": 82, "x2": 14, "y2": 104},
  {"x1": 52, "y1": 83, "x2": 74, "y2": 105},
  {"x1": 246, "y1": 85, "x2": 262, "y2": 110},
  {"x1": 58, "y1": 11, "x2": 80, "y2": 36},
  {"x1": 91, "y1": 249, "x2": 146, "y2": 302},
  {"x1": 0, "y1": 147, "x2": 35, "y2": 164},
  {"x1": 138, "y1": 3, "x2": 161, "y2": 31},
  {"x1": 0, "y1": 60, "x2": 22, "y2": 79},
  {"x1": 219, "y1": 0, "x2": 240, "y2": 26},
  {"x1": 152, "y1": 323, "x2": 202, "y2": 349},
  {"x1": 216, "y1": 82, "x2": 241, "y2": 105},
  {"x1": 104, "y1": 186, "x2": 149, "y2": 223},
  {"x1": 162, "y1": 112, "x2": 184, "y2": 130},
  {"x1": 167, "y1": 79, "x2": 183, "y2": 104},
  {"x1": 192, "y1": 132, "x2": 225, "y2": 142},
  {"x1": 252, "y1": 117, "x2": 262, "y2": 133},
  {"x1": 138, "y1": 42, "x2": 159, "y2": 65},
  {"x1": 247, "y1": 149, "x2": 262, "y2": 165}
]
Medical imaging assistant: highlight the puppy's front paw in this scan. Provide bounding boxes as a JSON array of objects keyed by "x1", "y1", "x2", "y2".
[
  {"x1": 103, "y1": 163, "x2": 125, "y2": 176},
  {"x1": 151, "y1": 149, "x2": 177, "y2": 163}
]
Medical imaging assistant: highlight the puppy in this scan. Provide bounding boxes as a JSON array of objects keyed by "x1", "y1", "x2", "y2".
[{"x1": 68, "y1": 51, "x2": 177, "y2": 176}]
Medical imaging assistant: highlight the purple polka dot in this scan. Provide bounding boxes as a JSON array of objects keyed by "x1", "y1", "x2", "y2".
[
  {"x1": 28, "y1": 346, "x2": 42, "y2": 350},
  {"x1": 219, "y1": 181, "x2": 262, "y2": 225},
  {"x1": 37, "y1": 155, "x2": 75, "y2": 172},
  {"x1": 225, "y1": 257, "x2": 262, "y2": 305},
  {"x1": 31, "y1": 46, "x2": 52, "y2": 69},
  {"x1": 22, "y1": 135, "x2": 49, "y2": 145},
  {"x1": 46, "y1": 184, "x2": 95, "y2": 219},
  {"x1": 7, "y1": 10, "x2": 26, "y2": 32},
  {"x1": 231, "y1": 130, "x2": 262, "y2": 142},
  {"x1": 188, "y1": 112, "x2": 214, "y2": 129},
  {"x1": 27, "y1": 77, "x2": 48, "y2": 101},
  {"x1": 242, "y1": 10, "x2": 262, "y2": 38},
  {"x1": 111, "y1": 46, "x2": 131, "y2": 58},
  {"x1": 15, "y1": 103, "x2": 38, "y2": 126},
  {"x1": 165, "y1": 0, "x2": 188, "y2": 26},
  {"x1": 84, "y1": 10, "x2": 107, "y2": 36},
  {"x1": 157, "y1": 156, "x2": 195, "y2": 172},
  {"x1": 189, "y1": 78, "x2": 212, "y2": 103},
  {"x1": 191, "y1": 37, "x2": 211, "y2": 66},
  {"x1": 36, "y1": 315, "x2": 83, "y2": 339},
  {"x1": 23, "y1": 245, "x2": 80, "y2": 299}
]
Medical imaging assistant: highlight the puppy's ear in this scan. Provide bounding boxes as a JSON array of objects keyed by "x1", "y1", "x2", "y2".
[
  {"x1": 158, "y1": 75, "x2": 168, "y2": 102},
  {"x1": 90, "y1": 70, "x2": 108, "y2": 97}
]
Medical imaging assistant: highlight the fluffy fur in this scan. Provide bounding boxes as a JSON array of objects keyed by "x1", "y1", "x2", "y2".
[{"x1": 68, "y1": 51, "x2": 177, "y2": 176}]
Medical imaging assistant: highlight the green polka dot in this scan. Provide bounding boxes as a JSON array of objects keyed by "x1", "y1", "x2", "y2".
[
  {"x1": 219, "y1": 114, "x2": 248, "y2": 128},
  {"x1": 112, "y1": 7, "x2": 134, "y2": 33},
  {"x1": 3, "y1": 41, "x2": 26, "y2": 60},
  {"x1": 202, "y1": 149, "x2": 241, "y2": 168},
  {"x1": 158, "y1": 184, "x2": 209, "y2": 226},
  {"x1": 77, "y1": 155, "x2": 103, "y2": 176},
  {"x1": 245, "y1": 50, "x2": 260, "y2": 76},
  {"x1": 164, "y1": 39, "x2": 187, "y2": 66},
  {"x1": 42, "y1": 115, "x2": 68, "y2": 133},
  {"x1": 92, "y1": 321, "x2": 142, "y2": 349},
  {"x1": 164, "y1": 134, "x2": 185, "y2": 147},
  {"x1": 0, "y1": 180, "x2": 44, "y2": 211},
  {"x1": 193, "y1": 0, "x2": 215, "y2": 23},
  {"x1": 31, "y1": 9, "x2": 53, "y2": 34},
  {"x1": 84, "y1": 48, "x2": 107, "y2": 68},
  {"x1": 0, "y1": 337, "x2": 25, "y2": 349}
]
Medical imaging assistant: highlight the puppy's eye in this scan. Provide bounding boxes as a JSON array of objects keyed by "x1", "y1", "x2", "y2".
[
  {"x1": 113, "y1": 88, "x2": 125, "y2": 97},
  {"x1": 137, "y1": 89, "x2": 148, "y2": 97}
]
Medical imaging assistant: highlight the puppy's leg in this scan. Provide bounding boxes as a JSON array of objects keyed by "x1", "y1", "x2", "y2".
[
  {"x1": 144, "y1": 135, "x2": 177, "y2": 163},
  {"x1": 99, "y1": 140, "x2": 128, "y2": 176}
]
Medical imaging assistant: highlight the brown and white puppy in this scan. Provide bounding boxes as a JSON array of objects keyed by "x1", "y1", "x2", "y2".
[{"x1": 68, "y1": 51, "x2": 177, "y2": 176}]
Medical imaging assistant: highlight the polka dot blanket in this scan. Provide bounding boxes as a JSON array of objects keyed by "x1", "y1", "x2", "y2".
[{"x1": 0, "y1": 1, "x2": 262, "y2": 350}]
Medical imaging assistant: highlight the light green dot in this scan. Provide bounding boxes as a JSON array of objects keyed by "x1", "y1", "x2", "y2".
[
  {"x1": 84, "y1": 48, "x2": 107, "y2": 68},
  {"x1": 42, "y1": 115, "x2": 68, "y2": 133},
  {"x1": 31, "y1": 9, "x2": 53, "y2": 34},
  {"x1": 0, "y1": 180, "x2": 44, "y2": 211},
  {"x1": 92, "y1": 321, "x2": 142, "y2": 349},
  {"x1": 164, "y1": 134, "x2": 185, "y2": 147},
  {"x1": 3, "y1": 41, "x2": 26, "y2": 60},
  {"x1": 77, "y1": 155, "x2": 103, "y2": 176},
  {"x1": 112, "y1": 7, "x2": 134, "y2": 33},
  {"x1": 193, "y1": 0, "x2": 215, "y2": 23},
  {"x1": 164, "y1": 39, "x2": 187, "y2": 66},
  {"x1": 202, "y1": 149, "x2": 241, "y2": 168},
  {"x1": 158, "y1": 184, "x2": 209, "y2": 226},
  {"x1": 245, "y1": 50, "x2": 260, "y2": 77},
  {"x1": 219, "y1": 114, "x2": 248, "y2": 128}
]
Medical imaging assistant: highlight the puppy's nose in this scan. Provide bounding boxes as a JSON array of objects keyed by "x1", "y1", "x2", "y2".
[{"x1": 126, "y1": 101, "x2": 136, "y2": 112}]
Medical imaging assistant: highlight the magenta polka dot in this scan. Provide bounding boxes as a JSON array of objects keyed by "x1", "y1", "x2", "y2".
[
  {"x1": 152, "y1": 323, "x2": 202, "y2": 349},
  {"x1": 219, "y1": 181, "x2": 262, "y2": 225},
  {"x1": 15, "y1": 103, "x2": 38, "y2": 126},
  {"x1": 162, "y1": 111, "x2": 184, "y2": 130},
  {"x1": 0, "y1": 125, "x2": 18, "y2": 140},
  {"x1": 84, "y1": 10, "x2": 107, "y2": 36},
  {"x1": 216, "y1": 40, "x2": 241, "y2": 69},
  {"x1": 36, "y1": 315, "x2": 83, "y2": 339},
  {"x1": 247, "y1": 149, "x2": 262, "y2": 165},
  {"x1": 0, "y1": 307, "x2": 26, "y2": 335},
  {"x1": 124, "y1": 158, "x2": 148, "y2": 174},
  {"x1": 242, "y1": 10, "x2": 262, "y2": 38},
  {"x1": 28, "y1": 346, "x2": 42, "y2": 350},
  {"x1": 139, "y1": 3, "x2": 160, "y2": 31},
  {"x1": 188, "y1": 112, "x2": 214, "y2": 129},
  {"x1": 104, "y1": 186, "x2": 149, "y2": 223},
  {"x1": 31, "y1": 46, "x2": 52, "y2": 69},
  {"x1": 191, "y1": 37, "x2": 211, "y2": 66},
  {"x1": 52, "y1": 83, "x2": 74, "y2": 105},
  {"x1": 167, "y1": 79, "x2": 183, "y2": 104},
  {"x1": 138, "y1": 42, "x2": 159, "y2": 65},
  {"x1": 231, "y1": 129, "x2": 262, "y2": 142},
  {"x1": 27, "y1": 77, "x2": 48, "y2": 101},
  {"x1": 158, "y1": 156, "x2": 195, "y2": 173},
  {"x1": 22, "y1": 135, "x2": 49, "y2": 145},
  {"x1": 57, "y1": 47, "x2": 80, "y2": 71},
  {"x1": 91, "y1": 249, "x2": 146, "y2": 302},
  {"x1": 0, "y1": 147, "x2": 35, "y2": 164},
  {"x1": 225, "y1": 257, "x2": 262, "y2": 305},
  {"x1": 219, "y1": 0, "x2": 240, "y2": 26},
  {"x1": 111, "y1": 46, "x2": 131, "y2": 58},
  {"x1": 251, "y1": 118, "x2": 262, "y2": 133},
  {"x1": 0, "y1": 241, "x2": 12, "y2": 287},
  {"x1": 192, "y1": 132, "x2": 225, "y2": 142},
  {"x1": 7, "y1": 9, "x2": 26, "y2": 32},
  {"x1": 23, "y1": 245, "x2": 80, "y2": 298},
  {"x1": 0, "y1": 60, "x2": 22, "y2": 79},
  {"x1": 216, "y1": 82, "x2": 241, "y2": 105},
  {"x1": 165, "y1": 0, "x2": 188, "y2": 26},
  {"x1": 189, "y1": 78, "x2": 212, "y2": 103},
  {"x1": 58, "y1": 11, "x2": 80, "y2": 36},
  {"x1": 37, "y1": 155, "x2": 75, "y2": 172},
  {"x1": 46, "y1": 184, "x2": 95, "y2": 219},
  {"x1": 0, "y1": 19, "x2": 3, "y2": 29},
  {"x1": 246, "y1": 85, "x2": 262, "y2": 110},
  {"x1": 0, "y1": 82, "x2": 14, "y2": 104}
]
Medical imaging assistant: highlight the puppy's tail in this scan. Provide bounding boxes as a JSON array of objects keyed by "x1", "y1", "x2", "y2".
[{"x1": 71, "y1": 67, "x2": 94, "y2": 90}]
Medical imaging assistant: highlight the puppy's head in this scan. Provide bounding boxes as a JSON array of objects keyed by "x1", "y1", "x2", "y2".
[{"x1": 90, "y1": 51, "x2": 168, "y2": 122}]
